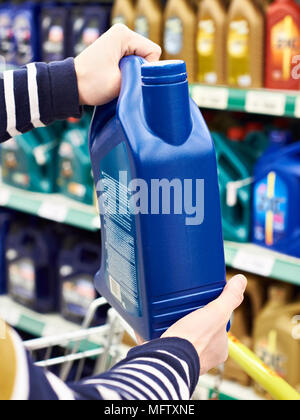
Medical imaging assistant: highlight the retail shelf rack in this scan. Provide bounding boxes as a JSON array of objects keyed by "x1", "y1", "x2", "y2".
[
  {"x1": 0, "y1": 182, "x2": 100, "y2": 231},
  {"x1": 0, "y1": 295, "x2": 103, "y2": 351},
  {"x1": 1, "y1": 181, "x2": 300, "y2": 285},
  {"x1": 190, "y1": 84, "x2": 300, "y2": 118},
  {"x1": 225, "y1": 242, "x2": 300, "y2": 286}
]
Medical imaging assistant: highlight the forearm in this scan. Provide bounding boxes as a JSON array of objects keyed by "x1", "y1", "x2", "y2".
[
  {"x1": 0, "y1": 323, "x2": 200, "y2": 401},
  {"x1": 0, "y1": 58, "x2": 81, "y2": 143}
]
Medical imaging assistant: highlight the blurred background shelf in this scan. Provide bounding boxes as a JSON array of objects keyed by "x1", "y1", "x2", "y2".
[
  {"x1": 0, "y1": 181, "x2": 100, "y2": 232},
  {"x1": 1, "y1": 181, "x2": 300, "y2": 286},
  {"x1": 224, "y1": 242, "x2": 300, "y2": 286},
  {"x1": 190, "y1": 85, "x2": 300, "y2": 118}
]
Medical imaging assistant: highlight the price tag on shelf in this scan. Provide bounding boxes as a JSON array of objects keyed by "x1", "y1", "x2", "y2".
[
  {"x1": 294, "y1": 96, "x2": 300, "y2": 118},
  {"x1": 233, "y1": 250, "x2": 275, "y2": 277},
  {"x1": 38, "y1": 202, "x2": 68, "y2": 223},
  {"x1": 0, "y1": 189, "x2": 11, "y2": 206},
  {"x1": 245, "y1": 91, "x2": 286, "y2": 116},
  {"x1": 192, "y1": 86, "x2": 229, "y2": 110}
]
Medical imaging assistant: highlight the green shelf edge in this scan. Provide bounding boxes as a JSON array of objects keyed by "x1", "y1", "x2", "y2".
[
  {"x1": 224, "y1": 242, "x2": 300, "y2": 286},
  {"x1": 190, "y1": 84, "x2": 300, "y2": 118}
]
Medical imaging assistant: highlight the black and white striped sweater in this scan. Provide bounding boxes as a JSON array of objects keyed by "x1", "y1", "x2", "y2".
[{"x1": 0, "y1": 58, "x2": 200, "y2": 401}]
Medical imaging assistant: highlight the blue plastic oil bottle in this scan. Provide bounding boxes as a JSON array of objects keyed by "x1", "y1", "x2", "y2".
[
  {"x1": 212, "y1": 131, "x2": 253, "y2": 243},
  {"x1": 13, "y1": 0, "x2": 41, "y2": 66},
  {"x1": 1, "y1": 123, "x2": 60, "y2": 193},
  {"x1": 6, "y1": 217, "x2": 60, "y2": 312},
  {"x1": 0, "y1": 210, "x2": 14, "y2": 295},
  {"x1": 89, "y1": 57, "x2": 226, "y2": 340},
  {"x1": 0, "y1": 1, "x2": 16, "y2": 68},
  {"x1": 69, "y1": 1, "x2": 110, "y2": 57},
  {"x1": 253, "y1": 142, "x2": 300, "y2": 258},
  {"x1": 40, "y1": 0, "x2": 70, "y2": 63},
  {"x1": 57, "y1": 114, "x2": 93, "y2": 204},
  {"x1": 59, "y1": 228, "x2": 109, "y2": 325}
]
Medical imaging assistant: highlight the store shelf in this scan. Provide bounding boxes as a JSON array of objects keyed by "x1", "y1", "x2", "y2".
[
  {"x1": 190, "y1": 84, "x2": 300, "y2": 118},
  {"x1": 0, "y1": 295, "x2": 86, "y2": 338},
  {"x1": 224, "y1": 241, "x2": 300, "y2": 286},
  {"x1": 196, "y1": 374, "x2": 264, "y2": 401},
  {"x1": 0, "y1": 182, "x2": 100, "y2": 231}
]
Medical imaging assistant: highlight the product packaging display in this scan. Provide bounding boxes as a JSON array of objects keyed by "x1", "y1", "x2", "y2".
[
  {"x1": 59, "y1": 229, "x2": 109, "y2": 325},
  {"x1": 253, "y1": 141, "x2": 300, "y2": 257},
  {"x1": 57, "y1": 114, "x2": 94, "y2": 205},
  {"x1": 6, "y1": 217, "x2": 60, "y2": 313}
]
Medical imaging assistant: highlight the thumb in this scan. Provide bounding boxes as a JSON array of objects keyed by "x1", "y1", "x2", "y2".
[{"x1": 210, "y1": 274, "x2": 247, "y2": 323}]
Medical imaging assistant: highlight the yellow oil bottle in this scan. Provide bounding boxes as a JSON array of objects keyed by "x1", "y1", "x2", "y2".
[
  {"x1": 226, "y1": 0, "x2": 265, "y2": 88},
  {"x1": 134, "y1": 0, "x2": 163, "y2": 45},
  {"x1": 254, "y1": 284, "x2": 300, "y2": 398},
  {"x1": 197, "y1": 0, "x2": 228, "y2": 85},
  {"x1": 163, "y1": 0, "x2": 197, "y2": 81},
  {"x1": 111, "y1": 0, "x2": 136, "y2": 29}
]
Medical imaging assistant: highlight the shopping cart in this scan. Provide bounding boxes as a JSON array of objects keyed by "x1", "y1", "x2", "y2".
[
  {"x1": 24, "y1": 298, "x2": 300, "y2": 400},
  {"x1": 24, "y1": 298, "x2": 126, "y2": 383}
]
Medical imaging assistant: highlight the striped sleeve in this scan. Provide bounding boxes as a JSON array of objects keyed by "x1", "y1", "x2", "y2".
[
  {"x1": 0, "y1": 58, "x2": 81, "y2": 143},
  {"x1": 1, "y1": 323, "x2": 200, "y2": 401}
]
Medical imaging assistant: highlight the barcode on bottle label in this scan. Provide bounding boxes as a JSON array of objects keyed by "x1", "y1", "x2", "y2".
[
  {"x1": 245, "y1": 91, "x2": 286, "y2": 116},
  {"x1": 109, "y1": 275, "x2": 122, "y2": 302},
  {"x1": 233, "y1": 250, "x2": 275, "y2": 277}
]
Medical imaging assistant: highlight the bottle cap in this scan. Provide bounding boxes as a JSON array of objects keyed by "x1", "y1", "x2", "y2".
[{"x1": 141, "y1": 60, "x2": 187, "y2": 85}]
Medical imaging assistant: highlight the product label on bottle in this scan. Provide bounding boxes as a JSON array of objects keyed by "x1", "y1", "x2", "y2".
[
  {"x1": 112, "y1": 15, "x2": 127, "y2": 26},
  {"x1": 271, "y1": 16, "x2": 300, "y2": 82},
  {"x1": 62, "y1": 275, "x2": 96, "y2": 317},
  {"x1": 14, "y1": 15, "x2": 33, "y2": 66},
  {"x1": 74, "y1": 19, "x2": 100, "y2": 56},
  {"x1": 197, "y1": 19, "x2": 217, "y2": 84},
  {"x1": 135, "y1": 16, "x2": 149, "y2": 39},
  {"x1": 99, "y1": 143, "x2": 142, "y2": 317},
  {"x1": 8, "y1": 258, "x2": 35, "y2": 302},
  {"x1": 255, "y1": 331, "x2": 287, "y2": 380},
  {"x1": 42, "y1": 15, "x2": 64, "y2": 62},
  {"x1": 227, "y1": 19, "x2": 251, "y2": 87},
  {"x1": 164, "y1": 17, "x2": 183, "y2": 55},
  {"x1": 254, "y1": 172, "x2": 288, "y2": 246}
]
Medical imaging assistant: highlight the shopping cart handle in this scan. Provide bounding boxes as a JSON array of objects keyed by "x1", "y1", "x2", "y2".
[{"x1": 228, "y1": 334, "x2": 300, "y2": 401}]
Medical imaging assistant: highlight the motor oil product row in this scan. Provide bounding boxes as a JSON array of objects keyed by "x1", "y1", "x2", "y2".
[
  {"x1": 253, "y1": 139, "x2": 300, "y2": 258},
  {"x1": 89, "y1": 56, "x2": 227, "y2": 341},
  {"x1": 112, "y1": 0, "x2": 300, "y2": 89},
  {"x1": 0, "y1": 113, "x2": 94, "y2": 205},
  {"x1": 1, "y1": 215, "x2": 109, "y2": 322}
]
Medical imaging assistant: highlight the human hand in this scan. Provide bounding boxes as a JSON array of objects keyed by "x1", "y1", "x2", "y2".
[
  {"x1": 161, "y1": 274, "x2": 247, "y2": 375},
  {"x1": 74, "y1": 24, "x2": 162, "y2": 106}
]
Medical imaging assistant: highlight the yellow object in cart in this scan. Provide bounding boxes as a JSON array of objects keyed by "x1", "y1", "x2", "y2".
[{"x1": 229, "y1": 334, "x2": 300, "y2": 401}]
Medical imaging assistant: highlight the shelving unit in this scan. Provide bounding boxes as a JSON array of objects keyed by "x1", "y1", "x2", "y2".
[
  {"x1": 0, "y1": 181, "x2": 100, "y2": 231},
  {"x1": 190, "y1": 84, "x2": 300, "y2": 118},
  {"x1": 1, "y1": 180, "x2": 300, "y2": 286}
]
